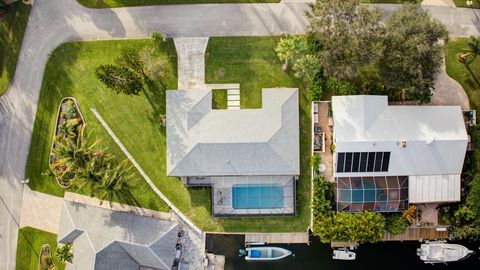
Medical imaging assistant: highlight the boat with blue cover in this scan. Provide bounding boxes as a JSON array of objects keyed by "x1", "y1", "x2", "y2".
[{"x1": 239, "y1": 246, "x2": 292, "y2": 261}]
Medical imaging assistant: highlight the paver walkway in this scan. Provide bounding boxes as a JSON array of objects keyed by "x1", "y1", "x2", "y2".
[
  {"x1": 1, "y1": 0, "x2": 480, "y2": 268},
  {"x1": 174, "y1": 37, "x2": 209, "y2": 89},
  {"x1": 431, "y1": 57, "x2": 470, "y2": 110},
  {"x1": 19, "y1": 186, "x2": 62, "y2": 234}
]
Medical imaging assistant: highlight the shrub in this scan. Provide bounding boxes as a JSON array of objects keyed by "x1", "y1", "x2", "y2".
[
  {"x1": 402, "y1": 205, "x2": 417, "y2": 224},
  {"x1": 310, "y1": 72, "x2": 323, "y2": 101},
  {"x1": 326, "y1": 78, "x2": 359, "y2": 96},
  {"x1": 313, "y1": 211, "x2": 385, "y2": 243},
  {"x1": 310, "y1": 155, "x2": 321, "y2": 176},
  {"x1": 151, "y1": 32, "x2": 164, "y2": 47},
  {"x1": 385, "y1": 213, "x2": 409, "y2": 235},
  {"x1": 312, "y1": 176, "x2": 334, "y2": 217}
]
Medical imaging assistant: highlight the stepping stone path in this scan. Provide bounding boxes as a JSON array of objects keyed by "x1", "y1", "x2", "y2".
[{"x1": 227, "y1": 89, "x2": 241, "y2": 109}]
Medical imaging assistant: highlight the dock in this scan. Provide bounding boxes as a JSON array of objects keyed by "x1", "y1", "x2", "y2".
[
  {"x1": 383, "y1": 227, "x2": 450, "y2": 241},
  {"x1": 245, "y1": 232, "x2": 310, "y2": 244}
]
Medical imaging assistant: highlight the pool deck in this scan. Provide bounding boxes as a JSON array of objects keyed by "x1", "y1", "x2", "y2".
[
  {"x1": 212, "y1": 176, "x2": 296, "y2": 217},
  {"x1": 245, "y1": 232, "x2": 310, "y2": 244}
]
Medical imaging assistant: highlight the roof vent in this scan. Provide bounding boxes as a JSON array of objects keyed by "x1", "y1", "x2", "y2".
[
  {"x1": 399, "y1": 141, "x2": 407, "y2": 148},
  {"x1": 426, "y1": 137, "x2": 435, "y2": 144}
]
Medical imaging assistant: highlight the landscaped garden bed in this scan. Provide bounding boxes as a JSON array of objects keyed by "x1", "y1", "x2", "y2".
[
  {"x1": 16, "y1": 227, "x2": 65, "y2": 270},
  {"x1": 49, "y1": 97, "x2": 85, "y2": 188},
  {"x1": 38, "y1": 244, "x2": 57, "y2": 270}
]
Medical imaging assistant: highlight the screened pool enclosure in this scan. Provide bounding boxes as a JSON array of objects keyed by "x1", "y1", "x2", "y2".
[{"x1": 335, "y1": 176, "x2": 408, "y2": 212}]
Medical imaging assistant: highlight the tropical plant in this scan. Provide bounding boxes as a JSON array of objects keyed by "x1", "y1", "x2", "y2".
[
  {"x1": 402, "y1": 205, "x2": 417, "y2": 224},
  {"x1": 385, "y1": 213, "x2": 410, "y2": 235},
  {"x1": 459, "y1": 36, "x2": 480, "y2": 63},
  {"x1": 313, "y1": 211, "x2": 385, "y2": 243},
  {"x1": 275, "y1": 35, "x2": 307, "y2": 70},
  {"x1": 55, "y1": 243, "x2": 73, "y2": 263},
  {"x1": 93, "y1": 160, "x2": 138, "y2": 206},
  {"x1": 312, "y1": 176, "x2": 334, "y2": 217},
  {"x1": 41, "y1": 256, "x2": 56, "y2": 270},
  {"x1": 326, "y1": 78, "x2": 359, "y2": 96},
  {"x1": 70, "y1": 151, "x2": 111, "y2": 193},
  {"x1": 293, "y1": 54, "x2": 321, "y2": 87},
  {"x1": 51, "y1": 131, "x2": 97, "y2": 178},
  {"x1": 151, "y1": 31, "x2": 164, "y2": 47},
  {"x1": 95, "y1": 64, "x2": 143, "y2": 96}
]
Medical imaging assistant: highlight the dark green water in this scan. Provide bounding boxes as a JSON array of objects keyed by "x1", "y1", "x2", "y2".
[{"x1": 206, "y1": 234, "x2": 479, "y2": 270}]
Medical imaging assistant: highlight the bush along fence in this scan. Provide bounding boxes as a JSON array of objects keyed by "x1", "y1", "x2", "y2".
[{"x1": 49, "y1": 97, "x2": 86, "y2": 188}]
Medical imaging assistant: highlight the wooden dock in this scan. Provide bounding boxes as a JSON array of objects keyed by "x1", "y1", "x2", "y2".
[
  {"x1": 383, "y1": 227, "x2": 450, "y2": 241},
  {"x1": 245, "y1": 232, "x2": 310, "y2": 244}
]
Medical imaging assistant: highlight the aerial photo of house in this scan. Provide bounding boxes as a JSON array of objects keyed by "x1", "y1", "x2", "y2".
[{"x1": 1, "y1": 0, "x2": 480, "y2": 270}]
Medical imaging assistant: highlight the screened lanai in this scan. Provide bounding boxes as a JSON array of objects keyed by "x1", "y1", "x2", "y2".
[{"x1": 335, "y1": 176, "x2": 408, "y2": 212}]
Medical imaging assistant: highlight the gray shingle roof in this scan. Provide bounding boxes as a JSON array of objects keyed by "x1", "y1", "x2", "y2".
[
  {"x1": 166, "y1": 88, "x2": 300, "y2": 176},
  {"x1": 58, "y1": 201, "x2": 178, "y2": 270}
]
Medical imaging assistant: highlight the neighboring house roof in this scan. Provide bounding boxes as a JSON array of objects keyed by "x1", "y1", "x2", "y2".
[
  {"x1": 166, "y1": 88, "x2": 300, "y2": 176},
  {"x1": 332, "y1": 95, "x2": 468, "y2": 177},
  {"x1": 58, "y1": 201, "x2": 178, "y2": 270}
]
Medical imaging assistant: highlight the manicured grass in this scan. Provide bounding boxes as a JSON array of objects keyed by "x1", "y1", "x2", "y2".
[
  {"x1": 16, "y1": 227, "x2": 65, "y2": 270},
  {"x1": 28, "y1": 37, "x2": 310, "y2": 232},
  {"x1": 453, "y1": 0, "x2": 480, "y2": 8},
  {"x1": 212, "y1": 89, "x2": 227, "y2": 109},
  {"x1": 445, "y1": 38, "x2": 480, "y2": 110},
  {"x1": 206, "y1": 36, "x2": 311, "y2": 232},
  {"x1": 26, "y1": 39, "x2": 173, "y2": 213},
  {"x1": 77, "y1": 0, "x2": 279, "y2": 8},
  {"x1": 0, "y1": 2, "x2": 31, "y2": 95}
]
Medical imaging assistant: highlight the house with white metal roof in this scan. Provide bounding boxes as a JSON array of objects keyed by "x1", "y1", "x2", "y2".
[
  {"x1": 332, "y1": 95, "x2": 468, "y2": 212},
  {"x1": 166, "y1": 88, "x2": 300, "y2": 217}
]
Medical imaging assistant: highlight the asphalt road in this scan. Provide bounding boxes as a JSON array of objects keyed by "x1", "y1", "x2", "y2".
[{"x1": 1, "y1": 0, "x2": 479, "y2": 269}]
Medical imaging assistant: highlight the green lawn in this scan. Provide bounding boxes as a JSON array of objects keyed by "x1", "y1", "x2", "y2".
[
  {"x1": 28, "y1": 37, "x2": 310, "y2": 232},
  {"x1": 16, "y1": 227, "x2": 65, "y2": 270},
  {"x1": 453, "y1": 0, "x2": 480, "y2": 8},
  {"x1": 205, "y1": 36, "x2": 311, "y2": 232},
  {"x1": 0, "y1": 2, "x2": 31, "y2": 95},
  {"x1": 212, "y1": 89, "x2": 228, "y2": 109},
  {"x1": 77, "y1": 0, "x2": 279, "y2": 8},
  {"x1": 445, "y1": 38, "x2": 480, "y2": 110},
  {"x1": 26, "y1": 39, "x2": 172, "y2": 213}
]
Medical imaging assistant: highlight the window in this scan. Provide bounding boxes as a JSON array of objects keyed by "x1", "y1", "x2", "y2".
[{"x1": 336, "y1": 152, "x2": 391, "y2": 173}]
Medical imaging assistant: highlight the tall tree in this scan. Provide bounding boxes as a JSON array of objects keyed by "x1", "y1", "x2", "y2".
[
  {"x1": 378, "y1": 4, "x2": 447, "y2": 103},
  {"x1": 275, "y1": 35, "x2": 307, "y2": 70},
  {"x1": 95, "y1": 64, "x2": 143, "y2": 96},
  {"x1": 307, "y1": 0, "x2": 384, "y2": 80},
  {"x1": 116, "y1": 48, "x2": 145, "y2": 76}
]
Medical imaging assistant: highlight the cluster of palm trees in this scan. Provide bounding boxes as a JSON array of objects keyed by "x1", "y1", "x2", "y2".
[{"x1": 51, "y1": 129, "x2": 137, "y2": 206}]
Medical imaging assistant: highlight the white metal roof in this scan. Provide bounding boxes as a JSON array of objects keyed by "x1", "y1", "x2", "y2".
[
  {"x1": 166, "y1": 88, "x2": 300, "y2": 176},
  {"x1": 409, "y1": 175, "x2": 461, "y2": 203},
  {"x1": 332, "y1": 95, "x2": 468, "y2": 177}
]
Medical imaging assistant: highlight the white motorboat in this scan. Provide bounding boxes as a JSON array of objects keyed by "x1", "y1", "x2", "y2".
[
  {"x1": 332, "y1": 248, "x2": 356, "y2": 260},
  {"x1": 417, "y1": 241, "x2": 474, "y2": 264},
  {"x1": 239, "y1": 246, "x2": 292, "y2": 261}
]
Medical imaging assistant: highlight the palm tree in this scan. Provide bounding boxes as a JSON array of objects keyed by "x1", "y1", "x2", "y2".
[
  {"x1": 93, "y1": 160, "x2": 137, "y2": 206},
  {"x1": 275, "y1": 35, "x2": 307, "y2": 70},
  {"x1": 292, "y1": 54, "x2": 321, "y2": 87},
  {"x1": 52, "y1": 131, "x2": 97, "y2": 176},
  {"x1": 460, "y1": 36, "x2": 480, "y2": 63},
  {"x1": 70, "y1": 151, "x2": 111, "y2": 193}
]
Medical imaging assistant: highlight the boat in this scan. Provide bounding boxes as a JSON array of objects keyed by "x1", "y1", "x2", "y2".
[
  {"x1": 417, "y1": 241, "x2": 474, "y2": 264},
  {"x1": 332, "y1": 248, "x2": 356, "y2": 260},
  {"x1": 239, "y1": 246, "x2": 292, "y2": 261}
]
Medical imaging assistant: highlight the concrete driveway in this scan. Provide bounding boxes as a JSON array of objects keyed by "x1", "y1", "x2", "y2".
[{"x1": 1, "y1": 0, "x2": 479, "y2": 269}]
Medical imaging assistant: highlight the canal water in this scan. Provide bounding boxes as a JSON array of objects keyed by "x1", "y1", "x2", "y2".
[{"x1": 205, "y1": 234, "x2": 479, "y2": 270}]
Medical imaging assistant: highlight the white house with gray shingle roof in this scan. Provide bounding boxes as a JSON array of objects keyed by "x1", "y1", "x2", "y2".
[
  {"x1": 166, "y1": 88, "x2": 300, "y2": 217},
  {"x1": 58, "y1": 201, "x2": 178, "y2": 270}
]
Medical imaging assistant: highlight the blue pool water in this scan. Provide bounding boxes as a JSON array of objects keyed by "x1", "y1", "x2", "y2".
[{"x1": 232, "y1": 184, "x2": 284, "y2": 209}]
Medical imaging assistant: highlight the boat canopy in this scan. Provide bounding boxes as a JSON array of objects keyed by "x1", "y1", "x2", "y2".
[{"x1": 335, "y1": 176, "x2": 409, "y2": 212}]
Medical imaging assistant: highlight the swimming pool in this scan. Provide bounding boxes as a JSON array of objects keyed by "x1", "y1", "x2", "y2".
[{"x1": 232, "y1": 184, "x2": 284, "y2": 209}]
